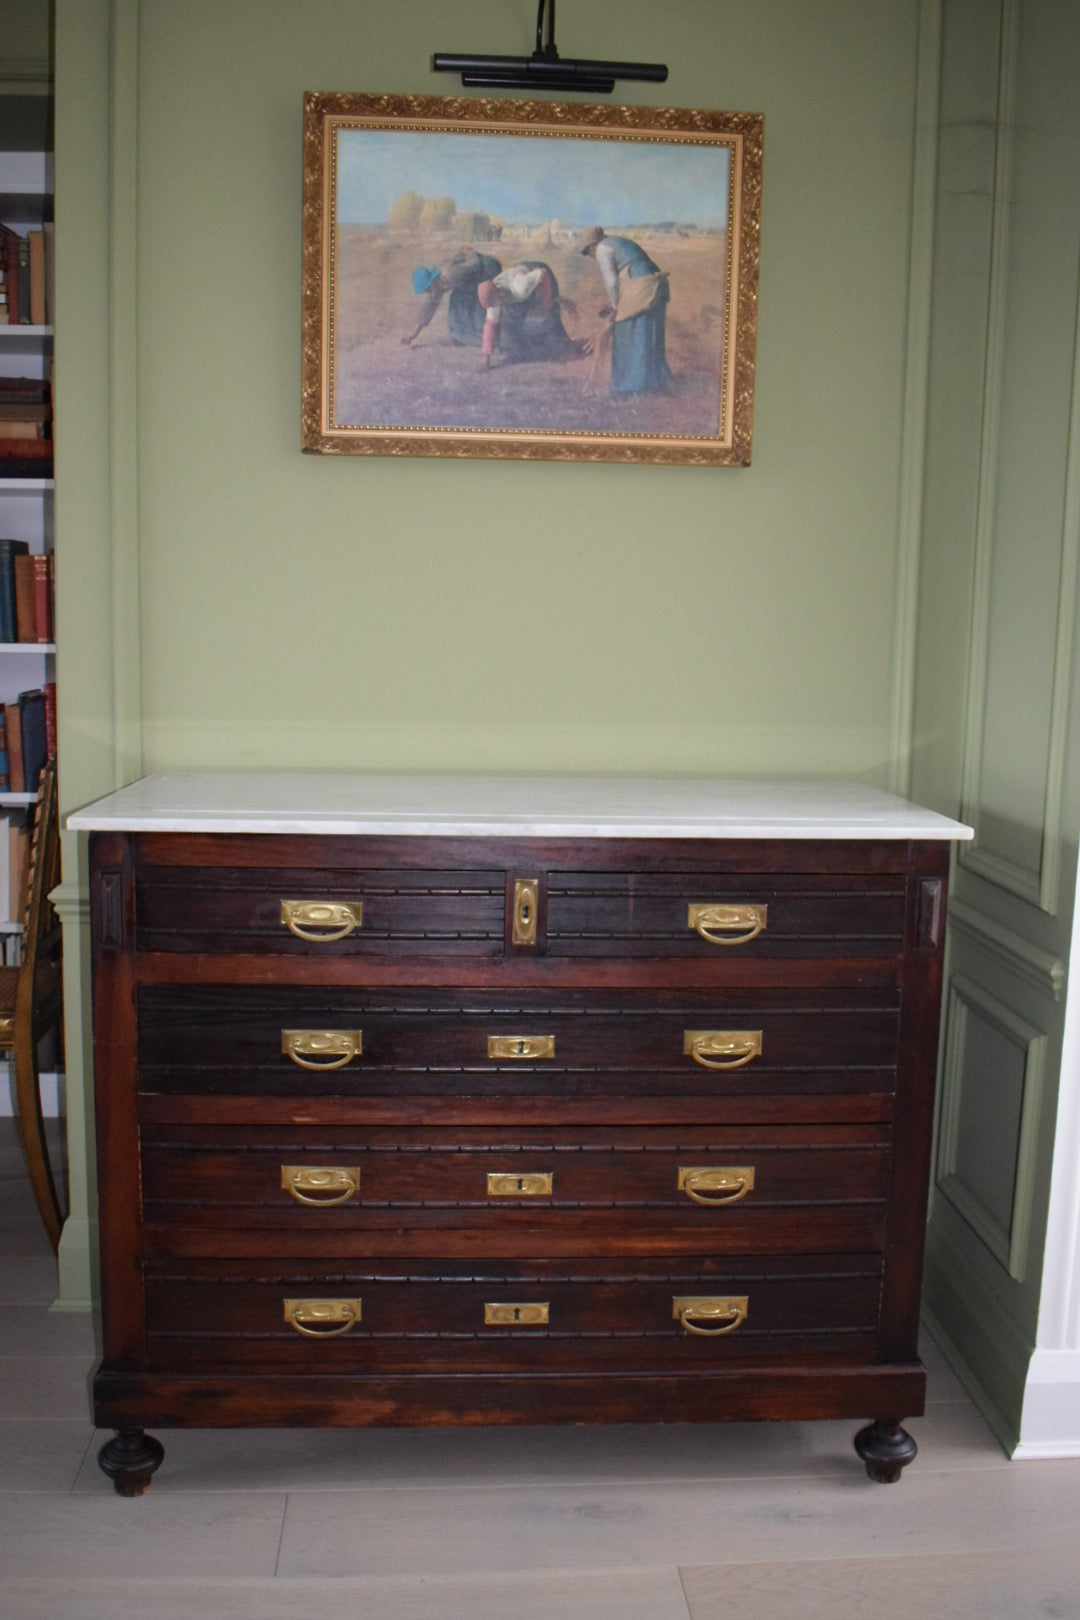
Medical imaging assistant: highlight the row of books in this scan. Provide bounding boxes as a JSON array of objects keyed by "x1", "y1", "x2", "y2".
[
  {"x1": 0, "y1": 376, "x2": 52, "y2": 479},
  {"x1": 0, "y1": 220, "x2": 53, "y2": 326},
  {"x1": 0, "y1": 538, "x2": 54, "y2": 642},
  {"x1": 0, "y1": 686, "x2": 55, "y2": 794},
  {"x1": 0, "y1": 810, "x2": 29, "y2": 924}
]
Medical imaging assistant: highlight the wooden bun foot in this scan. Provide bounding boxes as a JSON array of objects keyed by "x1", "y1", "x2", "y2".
[
  {"x1": 854, "y1": 1419, "x2": 917, "y2": 1483},
  {"x1": 98, "y1": 1429, "x2": 165, "y2": 1496}
]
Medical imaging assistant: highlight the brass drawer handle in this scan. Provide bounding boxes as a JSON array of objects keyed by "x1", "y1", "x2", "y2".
[
  {"x1": 281, "y1": 1165, "x2": 360, "y2": 1205},
  {"x1": 281, "y1": 899, "x2": 363, "y2": 942},
  {"x1": 487, "y1": 1172, "x2": 553, "y2": 1197},
  {"x1": 284, "y1": 1297, "x2": 362, "y2": 1337},
  {"x1": 281, "y1": 1029, "x2": 363, "y2": 1070},
  {"x1": 678, "y1": 1166, "x2": 756, "y2": 1206},
  {"x1": 688, "y1": 902, "x2": 767, "y2": 946},
  {"x1": 487, "y1": 1035, "x2": 555, "y2": 1061},
  {"x1": 484, "y1": 1301, "x2": 550, "y2": 1326},
  {"x1": 683, "y1": 1030, "x2": 763, "y2": 1070},
  {"x1": 673, "y1": 1295, "x2": 748, "y2": 1336},
  {"x1": 512, "y1": 878, "x2": 539, "y2": 947}
]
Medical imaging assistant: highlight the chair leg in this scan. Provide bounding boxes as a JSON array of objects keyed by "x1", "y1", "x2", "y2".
[{"x1": 12, "y1": 1027, "x2": 63, "y2": 1253}]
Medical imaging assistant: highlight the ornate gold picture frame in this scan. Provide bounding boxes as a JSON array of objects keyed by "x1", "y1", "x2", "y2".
[{"x1": 302, "y1": 92, "x2": 762, "y2": 466}]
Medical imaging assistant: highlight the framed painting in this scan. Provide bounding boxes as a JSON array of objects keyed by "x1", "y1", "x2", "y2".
[{"x1": 302, "y1": 92, "x2": 763, "y2": 466}]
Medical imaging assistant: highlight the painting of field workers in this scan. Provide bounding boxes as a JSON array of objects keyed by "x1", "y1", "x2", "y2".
[{"x1": 313, "y1": 101, "x2": 759, "y2": 459}]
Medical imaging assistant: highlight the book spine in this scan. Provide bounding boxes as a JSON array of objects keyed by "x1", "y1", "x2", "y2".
[
  {"x1": 16, "y1": 236, "x2": 30, "y2": 324},
  {"x1": 27, "y1": 230, "x2": 45, "y2": 326},
  {"x1": 1, "y1": 232, "x2": 17, "y2": 326},
  {"x1": 24, "y1": 554, "x2": 52, "y2": 641},
  {"x1": 0, "y1": 447, "x2": 54, "y2": 477},
  {"x1": 17, "y1": 690, "x2": 46, "y2": 795},
  {"x1": 42, "y1": 681, "x2": 56, "y2": 759},
  {"x1": 0, "y1": 541, "x2": 29, "y2": 643},
  {"x1": 13, "y1": 554, "x2": 36, "y2": 642},
  {"x1": 6, "y1": 701, "x2": 24, "y2": 793}
]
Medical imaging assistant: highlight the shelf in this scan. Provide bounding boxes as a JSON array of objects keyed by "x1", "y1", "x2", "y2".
[
  {"x1": 0, "y1": 920, "x2": 22, "y2": 934},
  {"x1": 0, "y1": 324, "x2": 52, "y2": 339},
  {"x1": 0, "y1": 793, "x2": 37, "y2": 807},
  {"x1": 0, "y1": 478, "x2": 53, "y2": 492},
  {"x1": 0, "y1": 642, "x2": 54, "y2": 654}
]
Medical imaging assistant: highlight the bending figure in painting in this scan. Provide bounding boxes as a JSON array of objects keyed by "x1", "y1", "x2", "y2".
[
  {"x1": 580, "y1": 226, "x2": 671, "y2": 395},
  {"x1": 402, "y1": 249, "x2": 502, "y2": 347},
  {"x1": 476, "y1": 262, "x2": 589, "y2": 369}
]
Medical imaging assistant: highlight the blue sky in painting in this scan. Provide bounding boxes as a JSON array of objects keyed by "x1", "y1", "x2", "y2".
[{"x1": 335, "y1": 128, "x2": 730, "y2": 228}]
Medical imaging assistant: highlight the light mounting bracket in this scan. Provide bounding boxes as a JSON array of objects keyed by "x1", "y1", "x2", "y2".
[{"x1": 432, "y1": 0, "x2": 667, "y2": 96}]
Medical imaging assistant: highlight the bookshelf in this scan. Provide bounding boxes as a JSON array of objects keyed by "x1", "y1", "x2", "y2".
[{"x1": 0, "y1": 143, "x2": 59, "y2": 1115}]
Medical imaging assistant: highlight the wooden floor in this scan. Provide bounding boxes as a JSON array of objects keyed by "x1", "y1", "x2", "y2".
[{"x1": 2, "y1": 1119, "x2": 1079, "y2": 1619}]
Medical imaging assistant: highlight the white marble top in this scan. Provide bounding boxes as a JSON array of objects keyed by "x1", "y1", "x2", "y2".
[{"x1": 66, "y1": 772, "x2": 973, "y2": 841}]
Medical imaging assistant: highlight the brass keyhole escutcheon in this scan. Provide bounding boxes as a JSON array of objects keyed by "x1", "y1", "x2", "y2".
[
  {"x1": 487, "y1": 1172, "x2": 554, "y2": 1197},
  {"x1": 512, "y1": 878, "x2": 539, "y2": 947},
  {"x1": 484, "y1": 1301, "x2": 550, "y2": 1326},
  {"x1": 487, "y1": 1035, "x2": 555, "y2": 1061}
]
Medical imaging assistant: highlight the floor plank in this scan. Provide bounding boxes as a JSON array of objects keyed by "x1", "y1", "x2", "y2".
[
  {"x1": 2, "y1": 1568, "x2": 692, "y2": 1620},
  {"x1": 681, "y1": 1544, "x2": 1080, "y2": 1619}
]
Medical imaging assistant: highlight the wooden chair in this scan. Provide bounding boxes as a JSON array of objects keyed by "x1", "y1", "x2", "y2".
[{"x1": 1, "y1": 759, "x2": 64, "y2": 1250}]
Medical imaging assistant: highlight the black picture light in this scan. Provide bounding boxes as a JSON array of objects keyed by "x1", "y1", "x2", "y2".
[{"x1": 433, "y1": 0, "x2": 668, "y2": 95}]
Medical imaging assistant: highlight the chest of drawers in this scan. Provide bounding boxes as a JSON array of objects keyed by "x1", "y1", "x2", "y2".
[{"x1": 69, "y1": 774, "x2": 969, "y2": 1495}]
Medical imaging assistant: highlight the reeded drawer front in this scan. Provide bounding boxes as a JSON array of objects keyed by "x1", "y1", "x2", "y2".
[
  {"x1": 130, "y1": 852, "x2": 909, "y2": 962},
  {"x1": 547, "y1": 871, "x2": 906, "y2": 959},
  {"x1": 142, "y1": 1255, "x2": 884, "y2": 1373},
  {"x1": 140, "y1": 1122, "x2": 891, "y2": 1218},
  {"x1": 136, "y1": 985, "x2": 900, "y2": 1100},
  {"x1": 134, "y1": 866, "x2": 506, "y2": 956}
]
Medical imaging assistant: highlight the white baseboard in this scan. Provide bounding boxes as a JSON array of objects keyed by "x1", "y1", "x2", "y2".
[
  {"x1": 1015, "y1": 1350, "x2": 1080, "y2": 1457},
  {"x1": 0, "y1": 1067, "x2": 64, "y2": 1118}
]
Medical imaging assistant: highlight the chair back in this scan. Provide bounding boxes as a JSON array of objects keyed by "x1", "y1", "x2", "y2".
[{"x1": 18, "y1": 758, "x2": 61, "y2": 1000}]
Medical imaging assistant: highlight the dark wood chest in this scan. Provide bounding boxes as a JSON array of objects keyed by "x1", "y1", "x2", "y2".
[{"x1": 85, "y1": 823, "x2": 951, "y2": 1492}]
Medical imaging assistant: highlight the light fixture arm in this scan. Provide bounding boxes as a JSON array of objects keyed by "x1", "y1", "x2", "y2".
[
  {"x1": 432, "y1": 0, "x2": 667, "y2": 96},
  {"x1": 535, "y1": 0, "x2": 557, "y2": 63}
]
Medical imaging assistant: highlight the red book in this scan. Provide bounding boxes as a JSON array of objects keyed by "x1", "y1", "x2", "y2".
[
  {"x1": 13, "y1": 554, "x2": 52, "y2": 642},
  {"x1": 42, "y1": 681, "x2": 56, "y2": 759}
]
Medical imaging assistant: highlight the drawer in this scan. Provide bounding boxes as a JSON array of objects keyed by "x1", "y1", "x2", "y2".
[
  {"x1": 141, "y1": 1122, "x2": 891, "y2": 1217},
  {"x1": 135, "y1": 986, "x2": 900, "y2": 1101},
  {"x1": 546, "y1": 871, "x2": 906, "y2": 959},
  {"x1": 138, "y1": 1122, "x2": 890, "y2": 1257},
  {"x1": 134, "y1": 865, "x2": 506, "y2": 956},
  {"x1": 142, "y1": 1255, "x2": 884, "y2": 1373}
]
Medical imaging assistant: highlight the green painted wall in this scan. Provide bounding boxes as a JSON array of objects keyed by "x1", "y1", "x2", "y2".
[{"x1": 123, "y1": 0, "x2": 921, "y2": 781}]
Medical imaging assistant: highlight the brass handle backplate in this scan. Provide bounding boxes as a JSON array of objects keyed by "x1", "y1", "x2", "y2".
[
  {"x1": 280, "y1": 899, "x2": 363, "y2": 942},
  {"x1": 677, "y1": 1166, "x2": 756, "y2": 1206},
  {"x1": 683, "y1": 1030, "x2": 763, "y2": 1070},
  {"x1": 688, "y1": 903, "x2": 767, "y2": 946},
  {"x1": 484, "y1": 1301, "x2": 550, "y2": 1326},
  {"x1": 281, "y1": 1165, "x2": 360, "y2": 1205},
  {"x1": 487, "y1": 1171, "x2": 554, "y2": 1197},
  {"x1": 487, "y1": 1035, "x2": 555, "y2": 1061},
  {"x1": 281, "y1": 1029, "x2": 363, "y2": 1070},
  {"x1": 512, "y1": 878, "x2": 539, "y2": 947},
  {"x1": 673, "y1": 1295, "x2": 749, "y2": 1336},
  {"x1": 283, "y1": 1297, "x2": 362, "y2": 1337}
]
